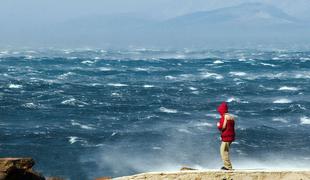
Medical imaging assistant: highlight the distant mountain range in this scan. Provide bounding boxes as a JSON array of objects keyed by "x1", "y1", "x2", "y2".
[
  {"x1": 164, "y1": 3, "x2": 301, "y2": 27},
  {"x1": 1, "y1": 3, "x2": 309, "y2": 48}
]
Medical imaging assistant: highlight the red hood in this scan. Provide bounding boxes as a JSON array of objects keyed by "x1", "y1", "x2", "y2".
[{"x1": 217, "y1": 102, "x2": 228, "y2": 116}]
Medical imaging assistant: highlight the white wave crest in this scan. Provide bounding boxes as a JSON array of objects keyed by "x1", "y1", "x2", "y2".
[
  {"x1": 71, "y1": 120, "x2": 95, "y2": 130},
  {"x1": 61, "y1": 98, "x2": 88, "y2": 107},
  {"x1": 98, "y1": 67, "x2": 112, "y2": 71},
  {"x1": 272, "y1": 118, "x2": 288, "y2": 123},
  {"x1": 213, "y1": 60, "x2": 224, "y2": 64},
  {"x1": 159, "y1": 107, "x2": 178, "y2": 113},
  {"x1": 189, "y1": 87, "x2": 197, "y2": 90},
  {"x1": 273, "y1": 98, "x2": 292, "y2": 104},
  {"x1": 107, "y1": 83, "x2": 128, "y2": 87},
  {"x1": 68, "y1": 136, "x2": 78, "y2": 144},
  {"x1": 22, "y1": 102, "x2": 38, "y2": 109},
  {"x1": 58, "y1": 72, "x2": 75, "y2": 79},
  {"x1": 135, "y1": 67, "x2": 149, "y2": 71},
  {"x1": 194, "y1": 122, "x2": 213, "y2": 127},
  {"x1": 81, "y1": 60, "x2": 95, "y2": 64},
  {"x1": 200, "y1": 72, "x2": 223, "y2": 80},
  {"x1": 8, "y1": 84, "x2": 22, "y2": 89},
  {"x1": 165, "y1": 75, "x2": 177, "y2": 80},
  {"x1": 111, "y1": 92, "x2": 121, "y2": 97},
  {"x1": 300, "y1": 116, "x2": 310, "y2": 125},
  {"x1": 278, "y1": 86, "x2": 299, "y2": 91},
  {"x1": 143, "y1": 85, "x2": 154, "y2": 88},
  {"x1": 261, "y1": 63, "x2": 276, "y2": 67},
  {"x1": 205, "y1": 113, "x2": 219, "y2": 118},
  {"x1": 227, "y1": 97, "x2": 248, "y2": 103},
  {"x1": 229, "y1": 72, "x2": 247, "y2": 76}
]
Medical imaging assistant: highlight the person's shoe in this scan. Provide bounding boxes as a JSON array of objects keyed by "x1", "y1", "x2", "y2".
[{"x1": 221, "y1": 166, "x2": 230, "y2": 170}]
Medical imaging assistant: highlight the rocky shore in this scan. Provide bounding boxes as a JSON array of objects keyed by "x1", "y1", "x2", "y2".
[
  {"x1": 1, "y1": 158, "x2": 309, "y2": 180},
  {"x1": 0, "y1": 158, "x2": 62, "y2": 180},
  {"x1": 113, "y1": 169, "x2": 310, "y2": 180}
]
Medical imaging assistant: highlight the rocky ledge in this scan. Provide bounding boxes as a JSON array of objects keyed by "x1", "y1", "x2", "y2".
[
  {"x1": 113, "y1": 169, "x2": 310, "y2": 180},
  {"x1": 0, "y1": 158, "x2": 62, "y2": 180}
]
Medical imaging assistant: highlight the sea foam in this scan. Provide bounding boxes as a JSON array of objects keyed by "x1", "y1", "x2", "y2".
[
  {"x1": 107, "y1": 83, "x2": 128, "y2": 87},
  {"x1": 71, "y1": 120, "x2": 95, "y2": 130},
  {"x1": 213, "y1": 60, "x2": 224, "y2": 64},
  {"x1": 229, "y1": 72, "x2": 247, "y2": 76},
  {"x1": 300, "y1": 117, "x2": 310, "y2": 125},
  {"x1": 278, "y1": 86, "x2": 299, "y2": 91},
  {"x1": 273, "y1": 98, "x2": 292, "y2": 104},
  {"x1": 159, "y1": 107, "x2": 178, "y2": 113},
  {"x1": 8, "y1": 84, "x2": 22, "y2": 89}
]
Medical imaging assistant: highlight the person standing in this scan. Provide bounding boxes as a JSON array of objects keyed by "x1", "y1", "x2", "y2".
[{"x1": 217, "y1": 102, "x2": 235, "y2": 170}]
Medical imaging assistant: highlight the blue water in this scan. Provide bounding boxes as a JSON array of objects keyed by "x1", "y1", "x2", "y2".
[{"x1": 1, "y1": 49, "x2": 310, "y2": 180}]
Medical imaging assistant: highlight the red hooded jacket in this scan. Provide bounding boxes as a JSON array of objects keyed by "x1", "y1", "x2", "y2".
[{"x1": 217, "y1": 102, "x2": 235, "y2": 142}]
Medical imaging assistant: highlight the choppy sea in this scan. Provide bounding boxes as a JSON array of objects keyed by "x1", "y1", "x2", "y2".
[{"x1": 0, "y1": 48, "x2": 310, "y2": 180}]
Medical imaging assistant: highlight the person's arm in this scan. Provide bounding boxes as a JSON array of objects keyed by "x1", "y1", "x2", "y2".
[
  {"x1": 217, "y1": 118, "x2": 224, "y2": 130},
  {"x1": 222, "y1": 115, "x2": 228, "y2": 129}
]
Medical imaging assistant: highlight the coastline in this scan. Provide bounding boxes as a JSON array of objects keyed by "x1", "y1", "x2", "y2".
[{"x1": 112, "y1": 169, "x2": 310, "y2": 180}]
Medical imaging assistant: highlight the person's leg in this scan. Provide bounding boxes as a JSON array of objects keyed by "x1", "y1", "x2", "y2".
[{"x1": 220, "y1": 141, "x2": 232, "y2": 170}]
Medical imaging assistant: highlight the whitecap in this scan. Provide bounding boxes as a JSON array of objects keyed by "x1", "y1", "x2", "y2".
[
  {"x1": 8, "y1": 84, "x2": 22, "y2": 89},
  {"x1": 107, "y1": 83, "x2": 128, "y2": 87},
  {"x1": 25, "y1": 55, "x2": 33, "y2": 60},
  {"x1": 261, "y1": 63, "x2": 276, "y2": 67},
  {"x1": 178, "y1": 128, "x2": 191, "y2": 133},
  {"x1": 111, "y1": 92, "x2": 121, "y2": 97},
  {"x1": 165, "y1": 75, "x2": 177, "y2": 80},
  {"x1": 300, "y1": 57, "x2": 310, "y2": 61},
  {"x1": 67, "y1": 57, "x2": 77, "y2": 60},
  {"x1": 91, "y1": 83, "x2": 101, "y2": 86},
  {"x1": 22, "y1": 103, "x2": 38, "y2": 109},
  {"x1": 194, "y1": 122, "x2": 213, "y2": 127},
  {"x1": 71, "y1": 121, "x2": 95, "y2": 130},
  {"x1": 200, "y1": 72, "x2": 223, "y2": 80},
  {"x1": 227, "y1": 97, "x2": 239, "y2": 103},
  {"x1": 143, "y1": 85, "x2": 154, "y2": 88},
  {"x1": 68, "y1": 136, "x2": 78, "y2": 144},
  {"x1": 61, "y1": 98, "x2": 77, "y2": 105},
  {"x1": 278, "y1": 86, "x2": 299, "y2": 91},
  {"x1": 300, "y1": 116, "x2": 310, "y2": 125},
  {"x1": 61, "y1": 98, "x2": 88, "y2": 107},
  {"x1": 191, "y1": 91, "x2": 199, "y2": 95},
  {"x1": 159, "y1": 107, "x2": 178, "y2": 113},
  {"x1": 272, "y1": 118, "x2": 288, "y2": 123},
  {"x1": 189, "y1": 87, "x2": 197, "y2": 90},
  {"x1": 152, "y1": 146, "x2": 162, "y2": 150},
  {"x1": 205, "y1": 113, "x2": 219, "y2": 118},
  {"x1": 135, "y1": 67, "x2": 149, "y2": 71},
  {"x1": 229, "y1": 72, "x2": 247, "y2": 76},
  {"x1": 174, "y1": 54, "x2": 186, "y2": 59},
  {"x1": 98, "y1": 67, "x2": 112, "y2": 71},
  {"x1": 213, "y1": 60, "x2": 224, "y2": 64},
  {"x1": 58, "y1": 72, "x2": 75, "y2": 79},
  {"x1": 227, "y1": 97, "x2": 248, "y2": 103},
  {"x1": 273, "y1": 98, "x2": 292, "y2": 104},
  {"x1": 0, "y1": 50, "x2": 9, "y2": 55},
  {"x1": 81, "y1": 60, "x2": 95, "y2": 64}
]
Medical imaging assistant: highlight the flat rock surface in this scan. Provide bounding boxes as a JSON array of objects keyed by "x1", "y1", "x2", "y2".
[{"x1": 113, "y1": 169, "x2": 310, "y2": 180}]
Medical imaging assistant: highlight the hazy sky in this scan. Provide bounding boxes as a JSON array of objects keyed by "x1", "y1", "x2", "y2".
[
  {"x1": 1, "y1": 0, "x2": 309, "y2": 48},
  {"x1": 0, "y1": 0, "x2": 309, "y2": 24}
]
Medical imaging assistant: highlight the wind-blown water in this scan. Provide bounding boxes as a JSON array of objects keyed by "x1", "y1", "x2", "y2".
[{"x1": 1, "y1": 49, "x2": 310, "y2": 180}]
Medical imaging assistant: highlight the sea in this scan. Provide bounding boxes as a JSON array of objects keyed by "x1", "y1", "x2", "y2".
[{"x1": 0, "y1": 48, "x2": 310, "y2": 180}]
